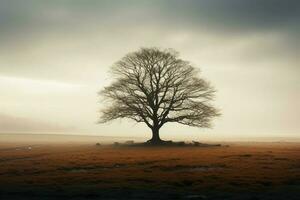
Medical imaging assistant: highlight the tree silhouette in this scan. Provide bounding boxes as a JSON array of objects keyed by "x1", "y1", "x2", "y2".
[{"x1": 99, "y1": 48, "x2": 220, "y2": 144}]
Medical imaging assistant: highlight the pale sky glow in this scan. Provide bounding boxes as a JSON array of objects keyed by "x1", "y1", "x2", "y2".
[
  {"x1": 0, "y1": 76, "x2": 83, "y2": 93},
  {"x1": 0, "y1": 0, "x2": 299, "y2": 141}
]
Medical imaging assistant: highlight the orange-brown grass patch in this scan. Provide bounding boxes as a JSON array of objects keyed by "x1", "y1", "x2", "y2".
[{"x1": 0, "y1": 142, "x2": 299, "y2": 199}]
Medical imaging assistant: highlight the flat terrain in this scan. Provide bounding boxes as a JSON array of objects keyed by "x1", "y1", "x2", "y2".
[{"x1": 0, "y1": 142, "x2": 299, "y2": 199}]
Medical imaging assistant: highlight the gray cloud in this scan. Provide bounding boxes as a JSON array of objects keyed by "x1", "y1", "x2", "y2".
[
  {"x1": 0, "y1": 0, "x2": 299, "y2": 81},
  {"x1": 1, "y1": 0, "x2": 299, "y2": 35}
]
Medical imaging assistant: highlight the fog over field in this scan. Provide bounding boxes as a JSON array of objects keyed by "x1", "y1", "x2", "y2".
[{"x1": 0, "y1": 0, "x2": 299, "y2": 141}]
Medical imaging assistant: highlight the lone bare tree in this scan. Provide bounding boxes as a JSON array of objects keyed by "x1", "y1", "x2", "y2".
[{"x1": 99, "y1": 48, "x2": 220, "y2": 144}]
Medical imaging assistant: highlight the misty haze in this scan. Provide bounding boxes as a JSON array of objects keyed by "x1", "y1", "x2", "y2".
[{"x1": 0, "y1": 1, "x2": 299, "y2": 200}]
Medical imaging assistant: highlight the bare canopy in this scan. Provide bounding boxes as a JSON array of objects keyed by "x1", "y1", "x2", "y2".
[{"x1": 99, "y1": 48, "x2": 219, "y2": 144}]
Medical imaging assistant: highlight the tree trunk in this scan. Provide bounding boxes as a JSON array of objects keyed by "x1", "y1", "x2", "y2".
[{"x1": 148, "y1": 127, "x2": 162, "y2": 144}]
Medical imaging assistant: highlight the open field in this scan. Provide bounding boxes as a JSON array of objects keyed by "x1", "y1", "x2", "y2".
[{"x1": 0, "y1": 140, "x2": 299, "y2": 199}]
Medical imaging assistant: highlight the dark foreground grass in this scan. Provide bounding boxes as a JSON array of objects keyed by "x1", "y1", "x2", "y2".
[{"x1": 0, "y1": 142, "x2": 299, "y2": 199}]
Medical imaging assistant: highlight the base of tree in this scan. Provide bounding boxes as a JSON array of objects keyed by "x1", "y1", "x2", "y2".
[
  {"x1": 110, "y1": 140, "x2": 223, "y2": 147},
  {"x1": 146, "y1": 139, "x2": 172, "y2": 145}
]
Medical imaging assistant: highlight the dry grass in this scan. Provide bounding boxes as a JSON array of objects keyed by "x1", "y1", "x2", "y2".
[{"x1": 0, "y1": 142, "x2": 299, "y2": 199}]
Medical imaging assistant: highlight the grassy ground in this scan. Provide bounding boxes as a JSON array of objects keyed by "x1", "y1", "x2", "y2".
[{"x1": 0, "y1": 142, "x2": 299, "y2": 199}]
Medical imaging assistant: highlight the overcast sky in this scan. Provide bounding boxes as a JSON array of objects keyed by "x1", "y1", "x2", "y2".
[{"x1": 0, "y1": 0, "x2": 299, "y2": 141}]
